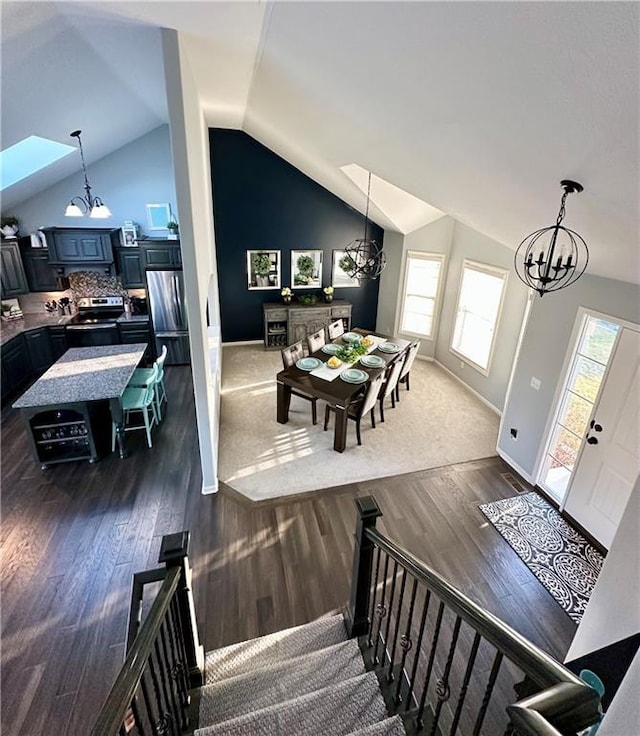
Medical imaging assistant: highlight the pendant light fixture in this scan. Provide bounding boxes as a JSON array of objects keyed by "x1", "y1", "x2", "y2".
[
  {"x1": 344, "y1": 171, "x2": 386, "y2": 282},
  {"x1": 64, "y1": 130, "x2": 111, "y2": 219},
  {"x1": 514, "y1": 180, "x2": 588, "y2": 296}
]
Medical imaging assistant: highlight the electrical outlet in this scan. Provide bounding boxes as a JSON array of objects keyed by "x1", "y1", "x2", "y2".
[
  {"x1": 460, "y1": 361, "x2": 465, "y2": 369},
  {"x1": 530, "y1": 377, "x2": 541, "y2": 390}
]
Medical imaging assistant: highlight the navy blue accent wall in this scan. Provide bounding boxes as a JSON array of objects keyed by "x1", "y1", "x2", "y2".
[{"x1": 209, "y1": 129, "x2": 382, "y2": 343}]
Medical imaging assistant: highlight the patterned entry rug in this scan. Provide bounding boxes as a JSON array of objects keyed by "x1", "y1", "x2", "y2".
[{"x1": 479, "y1": 492, "x2": 604, "y2": 624}]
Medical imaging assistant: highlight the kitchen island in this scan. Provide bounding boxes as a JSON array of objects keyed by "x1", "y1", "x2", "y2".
[{"x1": 13, "y1": 343, "x2": 147, "y2": 467}]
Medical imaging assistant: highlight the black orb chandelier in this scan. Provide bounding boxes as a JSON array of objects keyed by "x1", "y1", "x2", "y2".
[
  {"x1": 344, "y1": 171, "x2": 386, "y2": 282},
  {"x1": 514, "y1": 180, "x2": 589, "y2": 297}
]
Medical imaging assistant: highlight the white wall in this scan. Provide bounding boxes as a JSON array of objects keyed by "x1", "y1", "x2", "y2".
[
  {"x1": 565, "y1": 476, "x2": 640, "y2": 662},
  {"x1": 498, "y1": 274, "x2": 640, "y2": 479},
  {"x1": 12, "y1": 125, "x2": 177, "y2": 237},
  {"x1": 162, "y1": 30, "x2": 221, "y2": 494},
  {"x1": 435, "y1": 221, "x2": 530, "y2": 412}
]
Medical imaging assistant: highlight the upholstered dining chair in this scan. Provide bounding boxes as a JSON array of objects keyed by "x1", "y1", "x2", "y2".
[
  {"x1": 129, "y1": 345, "x2": 168, "y2": 420},
  {"x1": 112, "y1": 363, "x2": 160, "y2": 451},
  {"x1": 281, "y1": 341, "x2": 319, "y2": 424},
  {"x1": 378, "y1": 359, "x2": 404, "y2": 422},
  {"x1": 323, "y1": 372, "x2": 384, "y2": 446},
  {"x1": 307, "y1": 329, "x2": 326, "y2": 354},
  {"x1": 327, "y1": 319, "x2": 345, "y2": 340},
  {"x1": 395, "y1": 340, "x2": 421, "y2": 401}
]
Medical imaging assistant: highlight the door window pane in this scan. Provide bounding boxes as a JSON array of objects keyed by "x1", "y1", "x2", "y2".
[{"x1": 540, "y1": 314, "x2": 620, "y2": 503}]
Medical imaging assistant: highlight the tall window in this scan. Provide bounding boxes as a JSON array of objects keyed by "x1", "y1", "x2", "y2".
[
  {"x1": 399, "y1": 252, "x2": 444, "y2": 339},
  {"x1": 451, "y1": 260, "x2": 507, "y2": 373}
]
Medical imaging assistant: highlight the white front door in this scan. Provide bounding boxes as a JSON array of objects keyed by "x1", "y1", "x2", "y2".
[{"x1": 564, "y1": 327, "x2": 640, "y2": 548}]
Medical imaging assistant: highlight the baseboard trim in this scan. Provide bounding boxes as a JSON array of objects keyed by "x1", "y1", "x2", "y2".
[
  {"x1": 222, "y1": 340, "x2": 263, "y2": 347},
  {"x1": 496, "y1": 447, "x2": 536, "y2": 485},
  {"x1": 434, "y1": 360, "x2": 502, "y2": 416},
  {"x1": 201, "y1": 480, "x2": 218, "y2": 495}
]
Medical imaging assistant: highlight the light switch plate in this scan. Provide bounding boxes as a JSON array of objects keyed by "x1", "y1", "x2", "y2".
[{"x1": 530, "y1": 377, "x2": 541, "y2": 390}]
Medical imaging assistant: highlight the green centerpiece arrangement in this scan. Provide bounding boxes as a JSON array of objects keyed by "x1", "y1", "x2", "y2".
[
  {"x1": 297, "y1": 293, "x2": 318, "y2": 306},
  {"x1": 335, "y1": 339, "x2": 368, "y2": 363}
]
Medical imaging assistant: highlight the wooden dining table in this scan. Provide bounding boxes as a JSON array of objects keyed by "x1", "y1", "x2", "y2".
[{"x1": 276, "y1": 329, "x2": 410, "y2": 452}]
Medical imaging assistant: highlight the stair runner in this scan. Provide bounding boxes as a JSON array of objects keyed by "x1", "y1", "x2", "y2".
[{"x1": 195, "y1": 614, "x2": 405, "y2": 736}]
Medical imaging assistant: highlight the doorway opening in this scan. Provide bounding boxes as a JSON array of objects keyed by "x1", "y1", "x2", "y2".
[{"x1": 539, "y1": 313, "x2": 621, "y2": 504}]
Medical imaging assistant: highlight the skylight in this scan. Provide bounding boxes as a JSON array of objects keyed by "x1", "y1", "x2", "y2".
[{"x1": 0, "y1": 136, "x2": 75, "y2": 191}]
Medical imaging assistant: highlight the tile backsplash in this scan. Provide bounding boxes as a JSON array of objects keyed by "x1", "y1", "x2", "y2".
[
  {"x1": 68, "y1": 271, "x2": 128, "y2": 299},
  {"x1": 18, "y1": 272, "x2": 145, "y2": 315}
]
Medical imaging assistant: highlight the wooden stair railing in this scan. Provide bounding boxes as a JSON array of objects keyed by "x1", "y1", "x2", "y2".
[
  {"x1": 91, "y1": 531, "x2": 204, "y2": 736},
  {"x1": 347, "y1": 496, "x2": 602, "y2": 736}
]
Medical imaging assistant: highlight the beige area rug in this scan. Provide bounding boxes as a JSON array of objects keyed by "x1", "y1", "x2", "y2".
[{"x1": 218, "y1": 345, "x2": 500, "y2": 501}]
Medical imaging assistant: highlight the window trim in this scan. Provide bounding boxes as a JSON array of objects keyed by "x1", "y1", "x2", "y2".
[
  {"x1": 397, "y1": 250, "x2": 446, "y2": 340},
  {"x1": 449, "y1": 259, "x2": 508, "y2": 376}
]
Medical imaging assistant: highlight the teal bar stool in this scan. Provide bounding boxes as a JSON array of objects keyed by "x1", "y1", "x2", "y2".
[
  {"x1": 129, "y1": 345, "x2": 168, "y2": 421},
  {"x1": 579, "y1": 669, "x2": 605, "y2": 736},
  {"x1": 112, "y1": 364, "x2": 160, "y2": 451}
]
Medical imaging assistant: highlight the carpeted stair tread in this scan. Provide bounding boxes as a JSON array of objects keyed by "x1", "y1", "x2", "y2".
[
  {"x1": 194, "y1": 671, "x2": 388, "y2": 736},
  {"x1": 346, "y1": 716, "x2": 407, "y2": 735},
  {"x1": 204, "y1": 614, "x2": 348, "y2": 684},
  {"x1": 199, "y1": 639, "x2": 365, "y2": 725}
]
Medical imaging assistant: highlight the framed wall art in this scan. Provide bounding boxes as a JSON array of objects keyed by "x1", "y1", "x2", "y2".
[
  {"x1": 331, "y1": 249, "x2": 360, "y2": 288},
  {"x1": 146, "y1": 203, "x2": 172, "y2": 231},
  {"x1": 247, "y1": 250, "x2": 281, "y2": 290},
  {"x1": 291, "y1": 249, "x2": 323, "y2": 289}
]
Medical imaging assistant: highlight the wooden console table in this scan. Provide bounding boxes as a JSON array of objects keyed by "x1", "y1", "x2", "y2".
[{"x1": 263, "y1": 300, "x2": 352, "y2": 350}]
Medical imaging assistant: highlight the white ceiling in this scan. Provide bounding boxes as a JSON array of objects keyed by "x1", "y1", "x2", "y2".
[{"x1": 1, "y1": 1, "x2": 638, "y2": 284}]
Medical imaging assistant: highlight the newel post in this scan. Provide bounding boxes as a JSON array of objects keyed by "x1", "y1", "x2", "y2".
[
  {"x1": 159, "y1": 531, "x2": 205, "y2": 687},
  {"x1": 347, "y1": 496, "x2": 383, "y2": 637}
]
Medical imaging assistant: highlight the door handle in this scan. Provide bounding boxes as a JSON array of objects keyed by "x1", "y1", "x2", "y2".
[
  {"x1": 587, "y1": 436, "x2": 598, "y2": 445},
  {"x1": 589, "y1": 420, "x2": 603, "y2": 432}
]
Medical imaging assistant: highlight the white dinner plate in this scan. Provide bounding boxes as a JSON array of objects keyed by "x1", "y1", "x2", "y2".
[
  {"x1": 360, "y1": 354, "x2": 385, "y2": 368},
  {"x1": 321, "y1": 343, "x2": 341, "y2": 355},
  {"x1": 296, "y1": 357, "x2": 322, "y2": 371},
  {"x1": 342, "y1": 332, "x2": 361, "y2": 343},
  {"x1": 379, "y1": 342, "x2": 401, "y2": 353},
  {"x1": 340, "y1": 368, "x2": 368, "y2": 384}
]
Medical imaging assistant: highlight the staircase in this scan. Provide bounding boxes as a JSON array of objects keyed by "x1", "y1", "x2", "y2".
[
  {"x1": 90, "y1": 509, "x2": 602, "y2": 736},
  {"x1": 195, "y1": 614, "x2": 405, "y2": 735}
]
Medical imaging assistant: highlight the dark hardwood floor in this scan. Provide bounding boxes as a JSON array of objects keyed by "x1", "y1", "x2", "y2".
[{"x1": 1, "y1": 366, "x2": 576, "y2": 736}]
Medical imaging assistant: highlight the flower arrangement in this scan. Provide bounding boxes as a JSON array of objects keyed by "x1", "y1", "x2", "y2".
[
  {"x1": 323, "y1": 286, "x2": 334, "y2": 296},
  {"x1": 281, "y1": 287, "x2": 292, "y2": 297}
]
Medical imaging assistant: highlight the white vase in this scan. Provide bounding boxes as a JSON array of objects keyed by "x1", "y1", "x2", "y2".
[{"x1": 1, "y1": 225, "x2": 18, "y2": 239}]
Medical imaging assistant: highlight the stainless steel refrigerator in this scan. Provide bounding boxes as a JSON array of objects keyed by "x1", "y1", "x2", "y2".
[{"x1": 145, "y1": 267, "x2": 190, "y2": 365}]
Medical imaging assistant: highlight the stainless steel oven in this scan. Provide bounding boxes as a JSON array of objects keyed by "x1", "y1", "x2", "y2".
[{"x1": 65, "y1": 296, "x2": 124, "y2": 348}]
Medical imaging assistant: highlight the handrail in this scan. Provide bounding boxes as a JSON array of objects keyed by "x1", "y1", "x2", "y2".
[
  {"x1": 347, "y1": 496, "x2": 602, "y2": 736},
  {"x1": 91, "y1": 567, "x2": 181, "y2": 736},
  {"x1": 365, "y1": 527, "x2": 584, "y2": 692}
]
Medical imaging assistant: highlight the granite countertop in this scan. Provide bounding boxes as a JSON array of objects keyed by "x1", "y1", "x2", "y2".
[
  {"x1": 117, "y1": 313, "x2": 150, "y2": 324},
  {"x1": 1, "y1": 313, "x2": 72, "y2": 346},
  {"x1": 13, "y1": 344, "x2": 148, "y2": 409},
  {"x1": 1, "y1": 312, "x2": 149, "y2": 346}
]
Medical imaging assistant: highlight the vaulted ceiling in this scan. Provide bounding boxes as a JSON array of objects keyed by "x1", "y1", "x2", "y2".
[{"x1": 1, "y1": 1, "x2": 638, "y2": 284}]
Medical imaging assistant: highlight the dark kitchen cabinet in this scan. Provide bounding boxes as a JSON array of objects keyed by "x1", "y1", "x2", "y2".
[
  {"x1": 141, "y1": 241, "x2": 182, "y2": 267},
  {"x1": 43, "y1": 227, "x2": 120, "y2": 265},
  {"x1": 21, "y1": 246, "x2": 64, "y2": 292},
  {"x1": 114, "y1": 247, "x2": 145, "y2": 288},
  {"x1": 1, "y1": 242, "x2": 29, "y2": 298},
  {"x1": 49, "y1": 326, "x2": 68, "y2": 360},
  {"x1": 1, "y1": 333, "x2": 30, "y2": 402},
  {"x1": 118, "y1": 321, "x2": 154, "y2": 363},
  {"x1": 24, "y1": 327, "x2": 54, "y2": 377}
]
